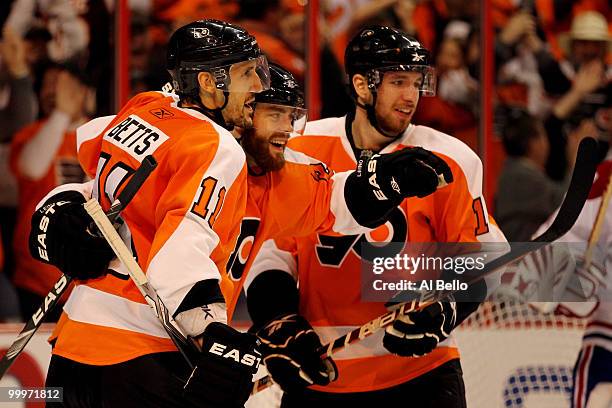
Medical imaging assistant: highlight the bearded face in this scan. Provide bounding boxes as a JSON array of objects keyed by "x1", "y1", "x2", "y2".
[{"x1": 242, "y1": 103, "x2": 304, "y2": 172}]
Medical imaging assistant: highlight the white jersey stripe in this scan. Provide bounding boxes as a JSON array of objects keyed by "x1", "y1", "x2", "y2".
[
  {"x1": 76, "y1": 115, "x2": 116, "y2": 153},
  {"x1": 64, "y1": 285, "x2": 171, "y2": 339}
]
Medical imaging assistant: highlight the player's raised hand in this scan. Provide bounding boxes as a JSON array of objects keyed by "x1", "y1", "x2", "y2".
[
  {"x1": 345, "y1": 147, "x2": 453, "y2": 228},
  {"x1": 357, "y1": 147, "x2": 453, "y2": 202}
]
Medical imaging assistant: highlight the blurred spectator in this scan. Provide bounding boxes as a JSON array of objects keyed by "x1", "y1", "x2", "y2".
[
  {"x1": 0, "y1": 26, "x2": 40, "y2": 286},
  {"x1": 129, "y1": 14, "x2": 169, "y2": 95},
  {"x1": 241, "y1": 0, "x2": 351, "y2": 117},
  {"x1": 3, "y1": 0, "x2": 112, "y2": 114},
  {"x1": 5, "y1": 0, "x2": 90, "y2": 61},
  {"x1": 495, "y1": 108, "x2": 565, "y2": 241},
  {"x1": 495, "y1": 9, "x2": 538, "y2": 66},
  {"x1": 411, "y1": 0, "x2": 479, "y2": 55},
  {"x1": 235, "y1": 0, "x2": 305, "y2": 82},
  {"x1": 494, "y1": 8, "x2": 552, "y2": 119},
  {"x1": 533, "y1": 11, "x2": 610, "y2": 99},
  {"x1": 413, "y1": 32, "x2": 479, "y2": 151},
  {"x1": 544, "y1": 74, "x2": 609, "y2": 181},
  {"x1": 503, "y1": 10, "x2": 611, "y2": 181},
  {"x1": 534, "y1": 0, "x2": 610, "y2": 61},
  {"x1": 436, "y1": 36, "x2": 478, "y2": 108},
  {"x1": 9, "y1": 62, "x2": 91, "y2": 322},
  {"x1": 344, "y1": 0, "x2": 417, "y2": 41}
]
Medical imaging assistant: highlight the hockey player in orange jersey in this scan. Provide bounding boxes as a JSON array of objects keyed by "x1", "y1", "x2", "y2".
[
  {"x1": 246, "y1": 26, "x2": 509, "y2": 406},
  {"x1": 28, "y1": 19, "x2": 458, "y2": 406},
  {"x1": 223, "y1": 62, "x2": 454, "y2": 324},
  {"x1": 28, "y1": 20, "x2": 272, "y2": 408},
  {"x1": 31, "y1": 57, "x2": 456, "y2": 406}
]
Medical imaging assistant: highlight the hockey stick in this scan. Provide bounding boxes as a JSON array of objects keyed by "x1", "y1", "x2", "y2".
[
  {"x1": 251, "y1": 137, "x2": 600, "y2": 394},
  {"x1": 584, "y1": 169, "x2": 612, "y2": 268},
  {"x1": 84, "y1": 195, "x2": 200, "y2": 369},
  {"x1": 0, "y1": 155, "x2": 158, "y2": 380}
]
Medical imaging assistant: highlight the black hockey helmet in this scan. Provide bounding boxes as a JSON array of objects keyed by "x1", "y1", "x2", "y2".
[
  {"x1": 167, "y1": 19, "x2": 270, "y2": 99},
  {"x1": 345, "y1": 25, "x2": 435, "y2": 96},
  {"x1": 256, "y1": 63, "x2": 305, "y2": 108},
  {"x1": 254, "y1": 63, "x2": 307, "y2": 135}
]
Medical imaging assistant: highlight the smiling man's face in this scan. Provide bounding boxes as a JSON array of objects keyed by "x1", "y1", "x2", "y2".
[
  {"x1": 241, "y1": 103, "x2": 300, "y2": 172},
  {"x1": 373, "y1": 71, "x2": 422, "y2": 137}
]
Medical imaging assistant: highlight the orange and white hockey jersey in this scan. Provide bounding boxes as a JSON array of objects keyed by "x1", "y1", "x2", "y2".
[
  {"x1": 46, "y1": 92, "x2": 370, "y2": 365},
  {"x1": 224, "y1": 146, "x2": 371, "y2": 318},
  {"x1": 49, "y1": 91, "x2": 248, "y2": 365},
  {"x1": 249, "y1": 115, "x2": 508, "y2": 393}
]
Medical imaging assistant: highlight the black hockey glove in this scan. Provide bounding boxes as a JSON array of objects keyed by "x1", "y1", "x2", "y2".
[
  {"x1": 345, "y1": 147, "x2": 453, "y2": 228},
  {"x1": 256, "y1": 314, "x2": 337, "y2": 393},
  {"x1": 383, "y1": 299, "x2": 457, "y2": 357},
  {"x1": 29, "y1": 190, "x2": 114, "y2": 280},
  {"x1": 184, "y1": 322, "x2": 261, "y2": 408}
]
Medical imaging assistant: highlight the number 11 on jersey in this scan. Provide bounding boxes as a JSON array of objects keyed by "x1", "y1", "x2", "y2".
[{"x1": 191, "y1": 176, "x2": 226, "y2": 227}]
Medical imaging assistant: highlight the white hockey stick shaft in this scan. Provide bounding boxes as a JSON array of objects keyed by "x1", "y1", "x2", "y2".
[
  {"x1": 0, "y1": 155, "x2": 157, "y2": 380},
  {"x1": 84, "y1": 199, "x2": 200, "y2": 367}
]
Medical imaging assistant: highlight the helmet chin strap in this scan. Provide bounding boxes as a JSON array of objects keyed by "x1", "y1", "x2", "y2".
[
  {"x1": 210, "y1": 90, "x2": 233, "y2": 130},
  {"x1": 182, "y1": 90, "x2": 233, "y2": 131},
  {"x1": 354, "y1": 82, "x2": 403, "y2": 140}
]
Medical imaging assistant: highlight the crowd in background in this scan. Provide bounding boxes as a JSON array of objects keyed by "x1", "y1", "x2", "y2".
[{"x1": 0, "y1": 0, "x2": 609, "y2": 322}]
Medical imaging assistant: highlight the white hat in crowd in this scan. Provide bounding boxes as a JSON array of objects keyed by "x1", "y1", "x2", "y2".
[{"x1": 558, "y1": 11, "x2": 611, "y2": 55}]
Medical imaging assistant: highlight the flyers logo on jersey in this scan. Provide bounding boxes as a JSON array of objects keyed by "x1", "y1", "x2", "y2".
[
  {"x1": 104, "y1": 115, "x2": 169, "y2": 161},
  {"x1": 310, "y1": 163, "x2": 331, "y2": 182},
  {"x1": 149, "y1": 108, "x2": 174, "y2": 120}
]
